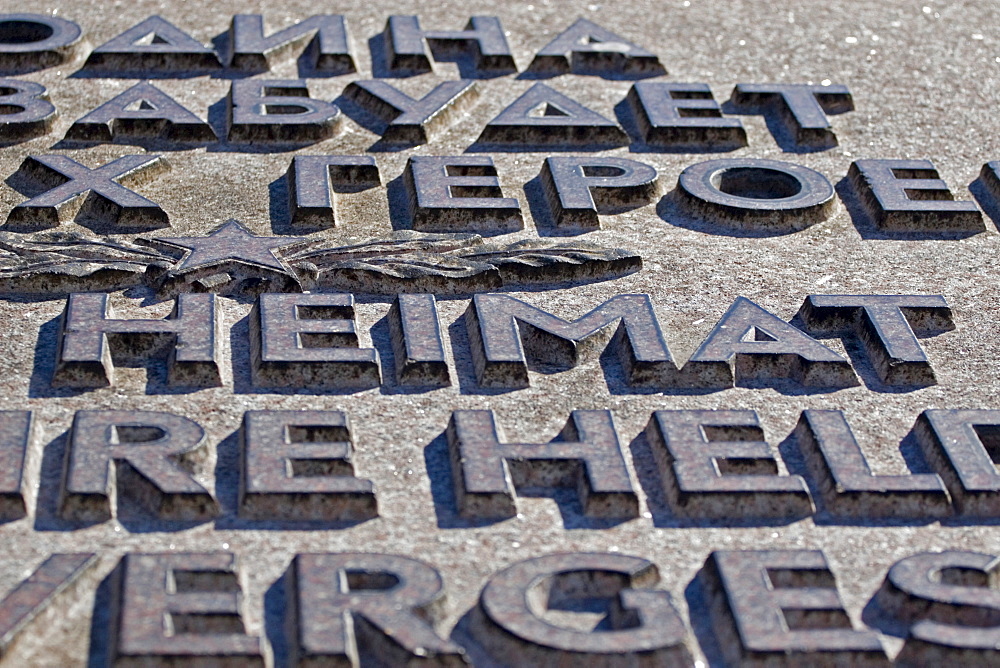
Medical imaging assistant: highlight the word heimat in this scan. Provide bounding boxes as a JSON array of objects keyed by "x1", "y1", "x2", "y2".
[
  {"x1": 48, "y1": 292, "x2": 953, "y2": 391},
  {"x1": 2, "y1": 548, "x2": 996, "y2": 665},
  {"x1": 0, "y1": 407, "x2": 996, "y2": 523}
]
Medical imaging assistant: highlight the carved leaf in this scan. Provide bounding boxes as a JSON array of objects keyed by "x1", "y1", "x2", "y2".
[
  {"x1": 308, "y1": 253, "x2": 502, "y2": 294},
  {"x1": 287, "y1": 231, "x2": 484, "y2": 265},
  {"x1": 289, "y1": 232, "x2": 639, "y2": 294},
  {"x1": 0, "y1": 229, "x2": 640, "y2": 296},
  {"x1": 456, "y1": 239, "x2": 642, "y2": 284},
  {"x1": 0, "y1": 231, "x2": 171, "y2": 294}
]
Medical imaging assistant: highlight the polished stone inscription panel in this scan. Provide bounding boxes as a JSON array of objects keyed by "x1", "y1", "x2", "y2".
[{"x1": 0, "y1": 4, "x2": 996, "y2": 666}]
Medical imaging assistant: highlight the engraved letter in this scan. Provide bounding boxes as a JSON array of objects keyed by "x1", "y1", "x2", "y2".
[
  {"x1": 287, "y1": 553, "x2": 464, "y2": 665},
  {"x1": 111, "y1": 552, "x2": 264, "y2": 666},
  {"x1": 847, "y1": 159, "x2": 983, "y2": 233},
  {"x1": 467, "y1": 293, "x2": 679, "y2": 389},
  {"x1": 646, "y1": 410, "x2": 813, "y2": 519},
  {"x1": 53, "y1": 292, "x2": 222, "y2": 388},
  {"x1": 61, "y1": 410, "x2": 218, "y2": 522},
  {"x1": 702, "y1": 550, "x2": 886, "y2": 664},
  {"x1": 249, "y1": 293, "x2": 381, "y2": 389},
  {"x1": 239, "y1": 410, "x2": 377, "y2": 521},
  {"x1": 475, "y1": 553, "x2": 692, "y2": 665},
  {"x1": 446, "y1": 409, "x2": 638, "y2": 520}
]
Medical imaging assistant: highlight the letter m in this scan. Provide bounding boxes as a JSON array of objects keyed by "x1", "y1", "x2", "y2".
[{"x1": 467, "y1": 293, "x2": 679, "y2": 388}]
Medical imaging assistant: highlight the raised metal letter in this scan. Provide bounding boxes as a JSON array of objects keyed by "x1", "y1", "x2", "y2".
[
  {"x1": 388, "y1": 294, "x2": 450, "y2": 387},
  {"x1": 467, "y1": 293, "x2": 679, "y2": 389},
  {"x1": 286, "y1": 155, "x2": 380, "y2": 228},
  {"x1": 527, "y1": 18, "x2": 665, "y2": 77},
  {"x1": 227, "y1": 14, "x2": 355, "y2": 74},
  {"x1": 0, "y1": 79, "x2": 56, "y2": 140},
  {"x1": 627, "y1": 82, "x2": 746, "y2": 150},
  {"x1": 914, "y1": 409, "x2": 1000, "y2": 517},
  {"x1": 877, "y1": 551, "x2": 1000, "y2": 665},
  {"x1": 479, "y1": 83, "x2": 628, "y2": 147},
  {"x1": 382, "y1": 15, "x2": 516, "y2": 75},
  {"x1": 675, "y1": 158, "x2": 835, "y2": 232},
  {"x1": 0, "y1": 411, "x2": 32, "y2": 520},
  {"x1": 797, "y1": 294, "x2": 954, "y2": 385},
  {"x1": 729, "y1": 82, "x2": 853, "y2": 148},
  {"x1": 85, "y1": 16, "x2": 222, "y2": 74},
  {"x1": 66, "y1": 81, "x2": 216, "y2": 144},
  {"x1": 228, "y1": 79, "x2": 341, "y2": 143},
  {"x1": 794, "y1": 410, "x2": 951, "y2": 518},
  {"x1": 540, "y1": 156, "x2": 659, "y2": 230},
  {"x1": 0, "y1": 14, "x2": 83, "y2": 73},
  {"x1": 404, "y1": 155, "x2": 523, "y2": 233},
  {"x1": 687, "y1": 296, "x2": 857, "y2": 388},
  {"x1": 0, "y1": 554, "x2": 98, "y2": 659},
  {"x1": 847, "y1": 159, "x2": 984, "y2": 233},
  {"x1": 343, "y1": 79, "x2": 478, "y2": 144}
]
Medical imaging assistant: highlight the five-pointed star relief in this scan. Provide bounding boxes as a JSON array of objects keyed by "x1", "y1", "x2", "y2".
[{"x1": 155, "y1": 220, "x2": 306, "y2": 272}]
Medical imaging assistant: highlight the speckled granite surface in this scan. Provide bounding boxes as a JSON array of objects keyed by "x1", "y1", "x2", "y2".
[{"x1": 0, "y1": 1, "x2": 998, "y2": 664}]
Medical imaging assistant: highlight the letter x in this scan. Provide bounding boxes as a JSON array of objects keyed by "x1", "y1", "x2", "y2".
[{"x1": 10, "y1": 154, "x2": 169, "y2": 228}]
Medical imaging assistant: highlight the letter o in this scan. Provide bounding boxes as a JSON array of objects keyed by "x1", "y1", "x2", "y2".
[
  {"x1": 0, "y1": 14, "x2": 83, "y2": 72},
  {"x1": 676, "y1": 157, "x2": 836, "y2": 231}
]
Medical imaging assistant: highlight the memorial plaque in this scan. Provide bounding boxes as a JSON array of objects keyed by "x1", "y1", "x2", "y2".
[{"x1": 0, "y1": 1, "x2": 997, "y2": 665}]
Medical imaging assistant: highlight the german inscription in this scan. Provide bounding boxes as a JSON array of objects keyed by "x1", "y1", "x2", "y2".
[{"x1": 0, "y1": 2, "x2": 997, "y2": 666}]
